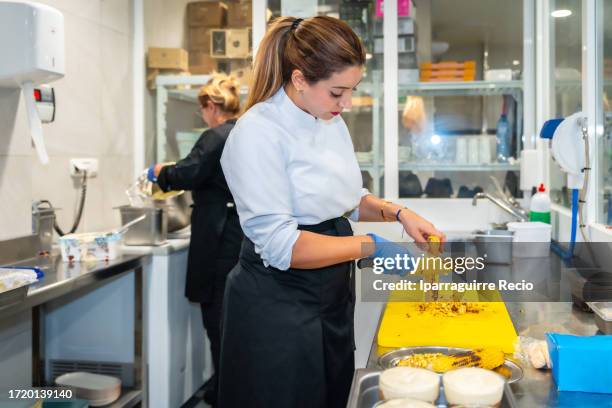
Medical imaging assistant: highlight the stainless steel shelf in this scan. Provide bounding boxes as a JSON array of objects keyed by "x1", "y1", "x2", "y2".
[
  {"x1": 398, "y1": 80, "x2": 523, "y2": 96},
  {"x1": 358, "y1": 161, "x2": 520, "y2": 172},
  {"x1": 107, "y1": 388, "x2": 142, "y2": 408},
  {"x1": 167, "y1": 86, "x2": 249, "y2": 104}
]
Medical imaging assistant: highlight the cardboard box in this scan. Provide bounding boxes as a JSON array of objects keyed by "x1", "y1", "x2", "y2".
[
  {"x1": 187, "y1": 1, "x2": 227, "y2": 27},
  {"x1": 210, "y1": 29, "x2": 251, "y2": 58},
  {"x1": 227, "y1": 2, "x2": 251, "y2": 27},
  {"x1": 148, "y1": 48, "x2": 189, "y2": 71},
  {"x1": 229, "y1": 64, "x2": 252, "y2": 87},
  {"x1": 189, "y1": 27, "x2": 212, "y2": 52},
  {"x1": 189, "y1": 51, "x2": 218, "y2": 74}
]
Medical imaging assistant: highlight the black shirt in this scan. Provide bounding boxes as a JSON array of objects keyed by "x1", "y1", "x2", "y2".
[{"x1": 157, "y1": 119, "x2": 237, "y2": 205}]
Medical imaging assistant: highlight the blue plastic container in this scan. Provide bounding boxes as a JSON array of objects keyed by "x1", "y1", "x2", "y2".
[{"x1": 546, "y1": 332, "x2": 612, "y2": 394}]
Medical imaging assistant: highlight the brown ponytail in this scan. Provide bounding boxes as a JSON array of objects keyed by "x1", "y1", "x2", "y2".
[{"x1": 243, "y1": 16, "x2": 366, "y2": 112}]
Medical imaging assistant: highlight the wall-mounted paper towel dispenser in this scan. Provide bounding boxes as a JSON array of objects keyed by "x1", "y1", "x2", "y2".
[{"x1": 0, "y1": 1, "x2": 65, "y2": 164}]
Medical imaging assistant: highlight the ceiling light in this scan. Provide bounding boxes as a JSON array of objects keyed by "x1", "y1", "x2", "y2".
[
  {"x1": 551, "y1": 9, "x2": 572, "y2": 18},
  {"x1": 513, "y1": 60, "x2": 520, "y2": 66},
  {"x1": 431, "y1": 134, "x2": 441, "y2": 145}
]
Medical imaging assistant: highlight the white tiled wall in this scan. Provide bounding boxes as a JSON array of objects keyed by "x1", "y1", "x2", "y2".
[{"x1": 0, "y1": 0, "x2": 134, "y2": 240}]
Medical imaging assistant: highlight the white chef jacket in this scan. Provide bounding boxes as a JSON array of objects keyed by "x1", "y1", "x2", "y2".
[{"x1": 221, "y1": 87, "x2": 369, "y2": 270}]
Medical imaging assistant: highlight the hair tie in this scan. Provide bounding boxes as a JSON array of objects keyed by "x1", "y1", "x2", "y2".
[{"x1": 291, "y1": 18, "x2": 303, "y2": 31}]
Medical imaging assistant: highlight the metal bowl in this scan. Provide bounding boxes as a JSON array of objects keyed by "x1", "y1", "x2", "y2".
[
  {"x1": 152, "y1": 190, "x2": 192, "y2": 232},
  {"x1": 377, "y1": 346, "x2": 523, "y2": 384}
]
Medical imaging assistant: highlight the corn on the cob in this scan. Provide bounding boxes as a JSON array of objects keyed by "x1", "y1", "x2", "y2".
[
  {"x1": 493, "y1": 365, "x2": 512, "y2": 379},
  {"x1": 431, "y1": 348, "x2": 505, "y2": 373},
  {"x1": 396, "y1": 353, "x2": 442, "y2": 368}
]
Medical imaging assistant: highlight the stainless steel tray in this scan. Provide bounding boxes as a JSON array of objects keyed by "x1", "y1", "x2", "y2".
[
  {"x1": 0, "y1": 284, "x2": 28, "y2": 309},
  {"x1": 347, "y1": 369, "x2": 518, "y2": 408},
  {"x1": 587, "y1": 301, "x2": 612, "y2": 334},
  {"x1": 377, "y1": 346, "x2": 523, "y2": 384}
]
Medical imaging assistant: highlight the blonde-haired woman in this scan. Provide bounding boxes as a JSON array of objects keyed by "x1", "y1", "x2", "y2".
[
  {"x1": 219, "y1": 16, "x2": 444, "y2": 408},
  {"x1": 150, "y1": 73, "x2": 243, "y2": 406}
]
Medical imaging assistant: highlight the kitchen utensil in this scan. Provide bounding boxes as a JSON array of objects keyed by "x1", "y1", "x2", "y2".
[
  {"x1": 32, "y1": 201, "x2": 57, "y2": 252},
  {"x1": 117, "y1": 206, "x2": 168, "y2": 246},
  {"x1": 377, "y1": 299, "x2": 517, "y2": 353},
  {"x1": 377, "y1": 346, "x2": 523, "y2": 383},
  {"x1": 587, "y1": 301, "x2": 612, "y2": 334},
  {"x1": 151, "y1": 188, "x2": 192, "y2": 232},
  {"x1": 106, "y1": 214, "x2": 146, "y2": 237}
]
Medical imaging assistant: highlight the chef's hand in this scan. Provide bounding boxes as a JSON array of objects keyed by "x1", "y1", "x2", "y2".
[
  {"x1": 397, "y1": 208, "x2": 446, "y2": 252},
  {"x1": 365, "y1": 233, "x2": 414, "y2": 276},
  {"x1": 146, "y1": 163, "x2": 173, "y2": 183}
]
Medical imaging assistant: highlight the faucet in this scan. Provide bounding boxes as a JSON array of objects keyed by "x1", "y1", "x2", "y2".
[{"x1": 472, "y1": 192, "x2": 529, "y2": 221}]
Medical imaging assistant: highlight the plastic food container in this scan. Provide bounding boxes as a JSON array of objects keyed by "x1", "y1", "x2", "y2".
[
  {"x1": 507, "y1": 222, "x2": 551, "y2": 258},
  {"x1": 55, "y1": 372, "x2": 121, "y2": 406},
  {"x1": 59, "y1": 232, "x2": 123, "y2": 262},
  {"x1": 588, "y1": 302, "x2": 612, "y2": 334}
]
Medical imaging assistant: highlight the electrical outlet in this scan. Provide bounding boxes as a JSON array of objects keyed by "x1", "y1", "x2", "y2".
[{"x1": 70, "y1": 158, "x2": 98, "y2": 177}]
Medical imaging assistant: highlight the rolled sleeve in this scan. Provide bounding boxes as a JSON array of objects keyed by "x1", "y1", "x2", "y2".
[
  {"x1": 221, "y1": 120, "x2": 299, "y2": 270},
  {"x1": 347, "y1": 188, "x2": 371, "y2": 222}
]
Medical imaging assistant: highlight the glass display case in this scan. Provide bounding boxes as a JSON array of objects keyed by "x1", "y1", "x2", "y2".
[
  {"x1": 392, "y1": 0, "x2": 524, "y2": 199},
  {"x1": 266, "y1": 0, "x2": 526, "y2": 198}
]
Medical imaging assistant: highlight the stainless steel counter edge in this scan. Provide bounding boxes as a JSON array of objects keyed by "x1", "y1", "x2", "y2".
[
  {"x1": 0, "y1": 253, "x2": 145, "y2": 318},
  {"x1": 121, "y1": 237, "x2": 191, "y2": 256}
]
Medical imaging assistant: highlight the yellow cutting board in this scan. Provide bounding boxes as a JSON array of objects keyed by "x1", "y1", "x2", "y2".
[{"x1": 377, "y1": 290, "x2": 518, "y2": 353}]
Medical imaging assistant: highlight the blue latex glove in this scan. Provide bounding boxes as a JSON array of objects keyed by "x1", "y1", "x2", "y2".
[
  {"x1": 147, "y1": 164, "x2": 157, "y2": 183},
  {"x1": 366, "y1": 233, "x2": 414, "y2": 276}
]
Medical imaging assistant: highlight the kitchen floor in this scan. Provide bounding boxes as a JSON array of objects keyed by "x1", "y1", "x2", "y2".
[{"x1": 181, "y1": 387, "x2": 213, "y2": 408}]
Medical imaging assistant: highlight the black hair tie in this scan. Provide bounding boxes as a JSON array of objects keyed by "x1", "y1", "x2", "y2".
[{"x1": 291, "y1": 18, "x2": 303, "y2": 31}]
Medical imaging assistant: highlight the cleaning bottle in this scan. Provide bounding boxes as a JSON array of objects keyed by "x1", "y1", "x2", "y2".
[
  {"x1": 530, "y1": 183, "x2": 551, "y2": 224},
  {"x1": 496, "y1": 115, "x2": 510, "y2": 162}
]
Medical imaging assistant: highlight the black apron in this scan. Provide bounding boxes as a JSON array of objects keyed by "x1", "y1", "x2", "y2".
[
  {"x1": 218, "y1": 217, "x2": 356, "y2": 408},
  {"x1": 186, "y1": 198, "x2": 242, "y2": 303}
]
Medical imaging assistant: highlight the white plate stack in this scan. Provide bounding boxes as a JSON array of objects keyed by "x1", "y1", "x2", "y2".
[{"x1": 55, "y1": 372, "x2": 121, "y2": 406}]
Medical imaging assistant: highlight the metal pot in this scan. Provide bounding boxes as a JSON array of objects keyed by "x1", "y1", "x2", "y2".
[
  {"x1": 117, "y1": 206, "x2": 167, "y2": 246},
  {"x1": 152, "y1": 190, "x2": 192, "y2": 232}
]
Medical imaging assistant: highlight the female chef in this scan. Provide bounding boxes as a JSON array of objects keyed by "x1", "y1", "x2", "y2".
[
  {"x1": 150, "y1": 73, "x2": 244, "y2": 406},
  {"x1": 218, "y1": 16, "x2": 444, "y2": 408}
]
